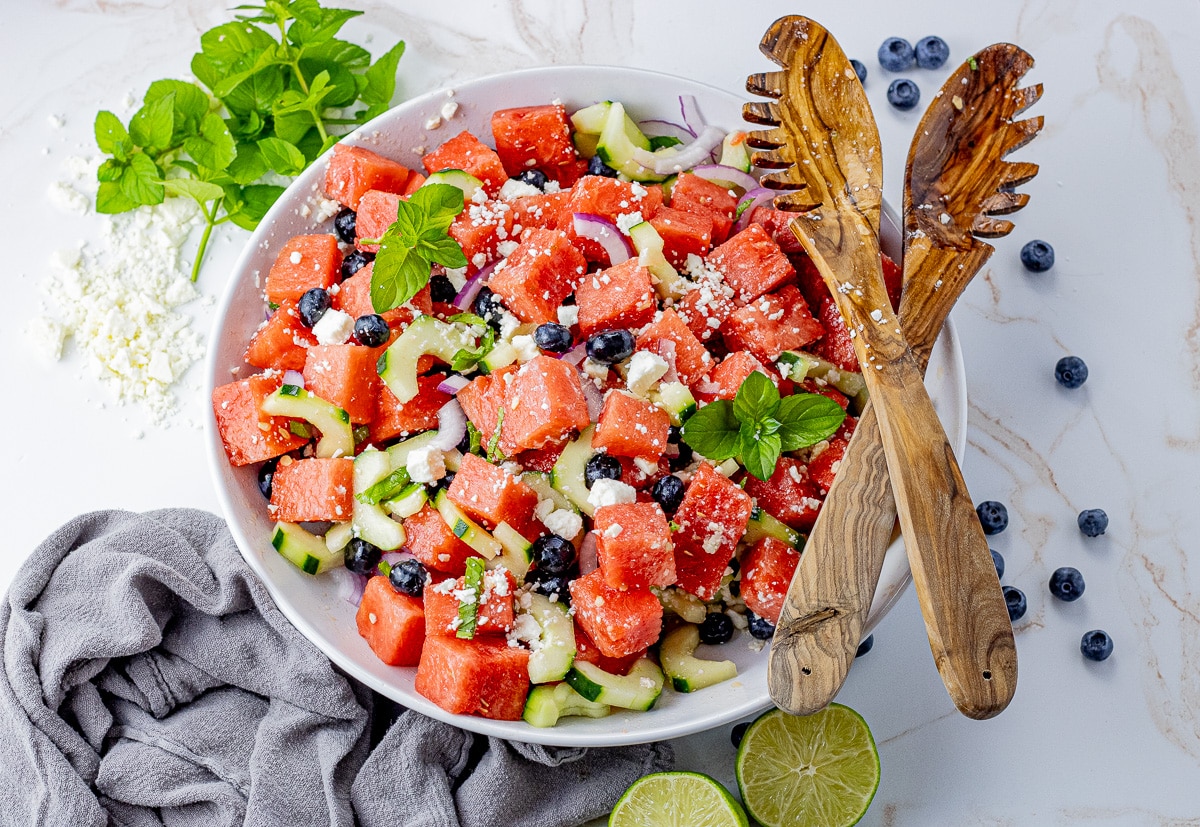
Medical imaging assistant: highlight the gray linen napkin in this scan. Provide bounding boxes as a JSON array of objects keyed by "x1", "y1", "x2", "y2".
[{"x1": 0, "y1": 509, "x2": 671, "y2": 826}]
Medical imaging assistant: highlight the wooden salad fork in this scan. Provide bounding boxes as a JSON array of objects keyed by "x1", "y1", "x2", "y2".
[
  {"x1": 760, "y1": 41, "x2": 1043, "y2": 718},
  {"x1": 744, "y1": 16, "x2": 1019, "y2": 719}
]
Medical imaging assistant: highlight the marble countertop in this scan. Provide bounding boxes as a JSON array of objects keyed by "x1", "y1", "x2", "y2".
[{"x1": 4, "y1": 1, "x2": 1200, "y2": 823}]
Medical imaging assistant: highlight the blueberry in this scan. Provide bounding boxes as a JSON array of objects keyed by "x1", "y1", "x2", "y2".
[
  {"x1": 728, "y1": 578, "x2": 741, "y2": 597},
  {"x1": 389, "y1": 558, "x2": 427, "y2": 597},
  {"x1": 850, "y1": 59, "x2": 868, "y2": 84},
  {"x1": 886, "y1": 79, "x2": 921, "y2": 111},
  {"x1": 991, "y1": 549, "x2": 1005, "y2": 580},
  {"x1": 586, "y1": 329, "x2": 635, "y2": 364},
  {"x1": 584, "y1": 452, "x2": 622, "y2": 488},
  {"x1": 432, "y1": 470, "x2": 456, "y2": 493},
  {"x1": 526, "y1": 571, "x2": 571, "y2": 603},
  {"x1": 878, "y1": 37, "x2": 915, "y2": 72},
  {"x1": 587, "y1": 154, "x2": 619, "y2": 178},
  {"x1": 353, "y1": 314, "x2": 390, "y2": 348},
  {"x1": 1055, "y1": 356, "x2": 1088, "y2": 389},
  {"x1": 667, "y1": 425, "x2": 683, "y2": 444},
  {"x1": 699, "y1": 612, "x2": 735, "y2": 645},
  {"x1": 532, "y1": 534, "x2": 576, "y2": 575},
  {"x1": 914, "y1": 36, "x2": 950, "y2": 69},
  {"x1": 333, "y1": 207, "x2": 357, "y2": 243},
  {"x1": 976, "y1": 500, "x2": 1009, "y2": 535},
  {"x1": 344, "y1": 537, "x2": 383, "y2": 576},
  {"x1": 1049, "y1": 566, "x2": 1085, "y2": 602},
  {"x1": 516, "y1": 169, "x2": 549, "y2": 190},
  {"x1": 1003, "y1": 585, "x2": 1027, "y2": 621},
  {"x1": 668, "y1": 442, "x2": 694, "y2": 472},
  {"x1": 855, "y1": 634, "x2": 874, "y2": 658},
  {"x1": 257, "y1": 457, "x2": 279, "y2": 499},
  {"x1": 429, "y1": 274, "x2": 457, "y2": 304},
  {"x1": 341, "y1": 249, "x2": 374, "y2": 279},
  {"x1": 1078, "y1": 508, "x2": 1109, "y2": 537},
  {"x1": 1020, "y1": 239, "x2": 1055, "y2": 272},
  {"x1": 726, "y1": 557, "x2": 740, "y2": 577},
  {"x1": 472, "y1": 286, "x2": 506, "y2": 330},
  {"x1": 731, "y1": 721, "x2": 750, "y2": 748},
  {"x1": 651, "y1": 474, "x2": 686, "y2": 514},
  {"x1": 534, "y1": 322, "x2": 573, "y2": 353},
  {"x1": 298, "y1": 287, "x2": 331, "y2": 328},
  {"x1": 747, "y1": 611, "x2": 776, "y2": 640},
  {"x1": 1080, "y1": 629, "x2": 1114, "y2": 661}
]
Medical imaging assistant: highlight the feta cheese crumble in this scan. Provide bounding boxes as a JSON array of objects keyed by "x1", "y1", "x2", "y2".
[
  {"x1": 312, "y1": 308, "x2": 355, "y2": 345},
  {"x1": 624, "y1": 350, "x2": 669, "y2": 397},
  {"x1": 406, "y1": 445, "x2": 447, "y2": 484},
  {"x1": 587, "y1": 478, "x2": 637, "y2": 510},
  {"x1": 543, "y1": 508, "x2": 583, "y2": 540}
]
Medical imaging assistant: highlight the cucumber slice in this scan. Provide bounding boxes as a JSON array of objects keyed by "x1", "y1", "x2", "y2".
[
  {"x1": 433, "y1": 489, "x2": 501, "y2": 559},
  {"x1": 488, "y1": 520, "x2": 533, "y2": 579},
  {"x1": 570, "y1": 101, "x2": 612, "y2": 134},
  {"x1": 272, "y1": 522, "x2": 343, "y2": 575},
  {"x1": 523, "y1": 682, "x2": 612, "y2": 728},
  {"x1": 565, "y1": 658, "x2": 664, "y2": 711},
  {"x1": 422, "y1": 169, "x2": 484, "y2": 201},
  {"x1": 382, "y1": 483, "x2": 429, "y2": 520},
  {"x1": 378, "y1": 316, "x2": 476, "y2": 404},
  {"x1": 743, "y1": 506, "x2": 804, "y2": 550},
  {"x1": 479, "y1": 339, "x2": 518, "y2": 374},
  {"x1": 718, "y1": 131, "x2": 752, "y2": 173},
  {"x1": 521, "y1": 471, "x2": 577, "y2": 514},
  {"x1": 324, "y1": 521, "x2": 353, "y2": 554},
  {"x1": 660, "y1": 624, "x2": 738, "y2": 693},
  {"x1": 627, "y1": 221, "x2": 687, "y2": 300},
  {"x1": 384, "y1": 430, "x2": 441, "y2": 468},
  {"x1": 524, "y1": 592, "x2": 577, "y2": 684},
  {"x1": 778, "y1": 349, "x2": 868, "y2": 399},
  {"x1": 650, "y1": 381, "x2": 698, "y2": 426},
  {"x1": 654, "y1": 586, "x2": 708, "y2": 624},
  {"x1": 775, "y1": 350, "x2": 822, "y2": 381},
  {"x1": 549, "y1": 425, "x2": 596, "y2": 517},
  {"x1": 573, "y1": 133, "x2": 599, "y2": 159},
  {"x1": 596, "y1": 102, "x2": 668, "y2": 183},
  {"x1": 352, "y1": 450, "x2": 406, "y2": 551},
  {"x1": 261, "y1": 385, "x2": 353, "y2": 459}
]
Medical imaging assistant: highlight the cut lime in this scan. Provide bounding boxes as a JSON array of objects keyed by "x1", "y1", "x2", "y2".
[
  {"x1": 735, "y1": 704, "x2": 880, "y2": 827},
  {"x1": 609, "y1": 771, "x2": 749, "y2": 827}
]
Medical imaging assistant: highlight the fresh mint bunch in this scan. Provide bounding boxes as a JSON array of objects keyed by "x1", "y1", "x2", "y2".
[
  {"x1": 93, "y1": 0, "x2": 406, "y2": 282},
  {"x1": 681, "y1": 371, "x2": 846, "y2": 480},
  {"x1": 368, "y1": 183, "x2": 468, "y2": 312}
]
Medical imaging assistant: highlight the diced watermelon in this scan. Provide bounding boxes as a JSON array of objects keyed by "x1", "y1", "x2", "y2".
[
  {"x1": 799, "y1": 377, "x2": 850, "y2": 411},
  {"x1": 245, "y1": 300, "x2": 316, "y2": 371},
  {"x1": 635, "y1": 309, "x2": 713, "y2": 386},
  {"x1": 743, "y1": 457, "x2": 822, "y2": 531},
  {"x1": 324, "y1": 143, "x2": 412, "y2": 210},
  {"x1": 708, "y1": 223, "x2": 795, "y2": 305},
  {"x1": 422, "y1": 130, "x2": 509, "y2": 196},
  {"x1": 403, "y1": 172, "x2": 427, "y2": 194},
  {"x1": 268, "y1": 457, "x2": 354, "y2": 522},
  {"x1": 423, "y1": 567, "x2": 517, "y2": 636},
  {"x1": 649, "y1": 206, "x2": 713, "y2": 267},
  {"x1": 881, "y1": 253, "x2": 902, "y2": 312},
  {"x1": 740, "y1": 536, "x2": 800, "y2": 625},
  {"x1": 672, "y1": 462, "x2": 753, "y2": 600},
  {"x1": 704, "y1": 351, "x2": 777, "y2": 401},
  {"x1": 573, "y1": 621, "x2": 646, "y2": 676},
  {"x1": 414, "y1": 635, "x2": 530, "y2": 720},
  {"x1": 510, "y1": 191, "x2": 570, "y2": 231},
  {"x1": 594, "y1": 502, "x2": 675, "y2": 590},
  {"x1": 302, "y1": 344, "x2": 379, "y2": 424},
  {"x1": 569, "y1": 569, "x2": 663, "y2": 659},
  {"x1": 501, "y1": 356, "x2": 591, "y2": 453},
  {"x1": 403, "y1": 503, "x2": 478, "y2": 576},
  {"x1": 594, "y1": 391, "x2": 670, "y2": 461},
  {"x1": 456, "y1": 365, "x2": 517, "y2": 449},
  {"x1": 669, "y1": 172, "x2": 738, "y2": 244},
  {"x1": 746, "y1": 205, "x2": 805, "y2": 254},
  {"x1": 487, "y1": 228, "x2": 586, "y2": 324},
  {"x1": 807, "y1": 436, "x2": 849, "y2": 495},
  {"x1": 356, "y1": 576, "x2": 424, "y2": 666},
  {"x1": 333, "y1": 263, "x2": 433, "y2": 329},
  {"x1": 793, "y1": 251, "x2": 828, "y2": 311},
  {"x1": 354, "y1": 190, "x2": 402, "y2": 253},
  {"x1": 816, "y1": 295, "x2": 859, "y2": 372},
  {"x1": 575, "y1": 258, "x2": 657, "y2": 338},
  {"x1": 450, "y1": 198, "x2": 516, "y2": 274},
  {"x1": 516, "y1": 443, "x2": 565, "y2": 473},
  {"x1": 722, "y1": 285, "x2": 825, "y2": 363},
  {"x1": 674, "y1": 282, "x2": 736, "y2": 343},
  {"x1": 560, "y1": 176, "x2": 663, "y2": 261},
  {"x1": 211, "y1": 373, "x2": 308, "y2": 466},
  {"x1": 265, "y1": 235, "x2": 343, "y2": 306},
  {"x1": 490, "y1": 105, "x2": 578, "y2": 181},
  {"x1": 447, "y1": 453, "x2": 539, "y2": 534},
  {"x1": 369, "y1": 374, "x2": 451, "y2": 444}
]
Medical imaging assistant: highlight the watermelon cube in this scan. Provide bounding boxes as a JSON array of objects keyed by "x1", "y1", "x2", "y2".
[
  {"x1": 740, "y1": 536, "x2": 801, "y2": 625},
  {"x1": 635, "y1": 309, "x2": 713, "y2": 386},
  {"x1": 569, "y1": 569, "x2": 663, "y2": 659},
  {"x1": 403, "y1": 503, "x2": 478, "y2": 576},
  {"x1": 449, "y1": 198, "x2": 516, "y2": 274},
  {"x1": 649, "y1": 206, "x2": 713, "y2": 267},
  {"x1": 510, "y1": 191, "x2": 570, "y2": 231},
  {"x1": 334, "y1": 264, "x2": 433, "y2": 328},
  {"x1": 501, "y1": 356, "x2": 591, "y2": 453},
  {"x1": 722, "y1": 285, "x2": 825, "y2": 363},
  {"x1": 446, "y1": 453, "x2": 539, "y2": 534},
  {"x1": 369, "y1": 374, "x2": 451, "y2": 444},
  {"x1": 674, "y1": 280, "x2": 736, "y2": 344},
  {"x1": 456, "y1": 365, "x2": 517, "y2": 450},
  {"x1": 743, "y1": 457, "x2": 822, "y2": 531},
  {"x1": 594, "y1": 391, "x2": 670, "y2": 462},
  {"x1": 669, "y1": 172, "x2": 738, "y2": 244},
  {"x1": 746, "y1": 205, "x2": 806, "y2": 254},
  {"x1": 487, "y1": 228, "x2": 586, "y2": 324},
  {"x1": 354, "y1": 190, "x2": 403, "y2": 253},
  {"x1": 708, "y1": 223, "x2": 795, "y2": 305},
  {"x1": 211, "y1": 373, "x2": 308, "y2": 466},
  {"x1": 423, "y1": 567, "x2": 517, "y2": 636},
  {"x1": 573, "y1": 621, "x2": 647, "y2": 676},
  {"x1": 594, "y1": 502, "x2": 676, "y2": 590},
  {"x1": 302, "y1": 344, "x2": 379, "y2": 424},
  {"x1": 324, "y1": 143, "x2": 412, "y2": 210},
  {"x1": 490, "y1": 105, "x2": 578, "y2": 180},
  {"x1": 244, "y1": 300, "x2": 316, "y2": 372},
  {"x1": 265, "y1": 234, "x2": 342, "y2": 306},
  {"x1": 560, "y1": 176, "x2": 663, "y2": 261},
  {"x1": 575, "y1": 258, "x2": 657, "y2": 338},
  {"x1": 422, "y1": 130, "x2": 509, "y2": 196},
  {"x1": 806, "y1": 436, "x2": 849, "y2": 495},
  {"x1": 268, "y1": 457, "x2": 354, "y2": 523},
  {"x1": 414, "y1": 635, "x2": 531, "y2": 720},
  {"x1": 705, "y1": 351, "x2": 777, "y2": 401},
  {"x1": 356, "y1": 575, "x2": 425, "y2": 666},
  {"x1": 672, "y1": 462, "x2": 753, "y2": 600}
]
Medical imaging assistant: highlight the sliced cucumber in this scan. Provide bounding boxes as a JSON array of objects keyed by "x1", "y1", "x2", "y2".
[
  {"x1": 523, "y1": 592, "x2": 577, "y2": 684},
  {"x1": 324, "y1": 521, "x2": 354, "y2": 555},
  {"x1": 775, "y1": 349, "x2": 822, "y2": 382},
  {"x1": 550, "y1": 425, "x2": 596, "y2": 517},
  {"x1": 654, "y1": 585, "x2": 708, "y2": 624},
  {"x1": 565, "y1": 658, "x2": 664, "y2": 711},
  {"x1": 352, "y1": 449, "x2": 406, "y2": 551},
  {"x1": 384, "y1": 430, "x2": 441, "y2": 468},
  {"x1": 650, "y1": 381, "x2": 698, "y2": 426},
  {"x1": 433, "y1": 489, "x2": 501, "y2": 559},
  {"x1": 570, "y1": 101, "x2": 612, "y2": 134},
  {"x1": 378, "y1": 316, "x2": 476, "y2": 403},
  {"x1": 479, "y1": 339, "x2": 518, "y2": 374},
  {"x1": 778, "y1": 349, "x2": 868, "y2": 399},
  {"x1": 595, "y1": 102, "x2": 667, "y2": 183},
  {"x1": 382, "y1": 483, "x2": 429, "y2": 520},
  {"x1": 743, "y1": 506, "x2": 804, "y2": 550},
  {"x1": 261, "y1": 385, "x2": 353, "y2": 459},
  {"x1": 521, "y1": 471, "x2": 577, "y2": 514},
  {"x1": 488, "y1": 520, "x2": 533, "y2": 579},
  {"x1": 272, "y1": 522, "x2": 343, "y2": 575},
  {"x1": 718, "y1": 131, "x2": 752, "y2": 173},
  {"x1": 523, "y1": 682, "x2": 612, "y2": 728},
  {"x1": 627, "y1": 221, "x2": 687, "y2": 300},
  {"x1": 422, "y1": 169, "x2": 484, "y2": 201},
  {"x1": 659, "y1": 624, "x2": 738, "y2": 693}
]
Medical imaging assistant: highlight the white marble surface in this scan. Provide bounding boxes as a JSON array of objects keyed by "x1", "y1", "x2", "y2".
[{"x1": 4, "y1": 1, "x2": 1200, "y2": 823}]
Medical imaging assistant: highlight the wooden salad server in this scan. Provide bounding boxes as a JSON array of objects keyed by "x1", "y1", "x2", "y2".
[
  {"x1": 759, "y1": 40, "x2": 1043, "y2": 718},
  {"x1": 744, "y1": 16, "x2": 1019, "y2": 719}
]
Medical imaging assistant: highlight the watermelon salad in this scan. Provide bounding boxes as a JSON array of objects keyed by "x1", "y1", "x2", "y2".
[{"x1": 211, "y1": 97, "x2": 902, "y2": 727}]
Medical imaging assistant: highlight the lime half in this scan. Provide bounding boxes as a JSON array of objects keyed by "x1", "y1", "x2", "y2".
[
  {"x1": 609, "y1": 771, "x2": 749, "y2": 827},
  {"x1": 735, "y1": 704, "x2": 880, "y2": 827}
]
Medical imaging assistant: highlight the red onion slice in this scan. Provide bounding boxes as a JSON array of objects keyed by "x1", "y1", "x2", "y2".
[
  {"x1": 282, "y1": 370, "x2": 305, "y2": 388},
  {"x1": 452, "y1": 260, "x2": 498, "y2": 311},
  {"x1": 678, "y1": 95, "x2": 703, "y2": 137},
  {"x1": 436, "y1": 374, "x2": 471, "y2": 395},
  {"x1": 382, "y1": 551, "x2": 414, "y2": 567},
  {"x1": 573, "y1": 213, "x2": 633, "y2": 265},
  {"x1": 638, "y1": 119, "x2": 695, "y2": 145},
  {"x1": 733, "y1": 188, "x2": 778, "y2": 233},
  {"x1": 578, "y1": 371, "x2": 605, "y2": 421},
  {"x1": 579, "y1": 531, "x2": 598, "y2": 575},
  {"x1": 429, "y1": 399, "x2": 467, "y2": 452},
  {"x1": 630, "y1": 125, "x2": 725, "y2": 175},
  {"x1": 561, "y1": 342, "x2": 588, "y2": 366},
  {"x1": 657, "y1": 339, "x2": 680, "y2": 385},
  {"x1": 329, "y1": 567, "x2": 367, "y2": 606},
  {"x1": 688, "y1": 164, "x2": 760, "y2": 194}
]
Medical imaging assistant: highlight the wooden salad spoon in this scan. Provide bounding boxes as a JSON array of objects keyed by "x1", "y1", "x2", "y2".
[
  {"x1": 760, "y1": 42, "x2": 1043, "y2": 718},
  {"x1": 743, "y1": 16, "x2": 1019, "y2": 719}
]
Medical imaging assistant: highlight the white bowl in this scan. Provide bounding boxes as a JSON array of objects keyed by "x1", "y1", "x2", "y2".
[{"x1": 206, "y1": 65, "x2": 966, "y2": 747}]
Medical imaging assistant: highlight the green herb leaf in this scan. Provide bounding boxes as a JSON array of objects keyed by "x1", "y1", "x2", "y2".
[
  {"x1": 94, "y1": 111, "x2": 130, "y2": 158},
  {"x1": 257, "y1": 135, "x2": 307, "y2": 175},
  {"x1": 447, "y1": 313, "x2": 488, "y2": 328},
  {"x1": 776, "y1": 393, "x2": 847, "y2": 451},
  {"x1": 288, "y1": 6, "x2": 362, "y2": 45},
  {"x1": 487, "y1": 408, "x2": 506, "y2": 462},
  {"x1": 129, "y1": 93, "x2": 176, "y2": 151},
  {"x1": 649, "y1": 135, "x2": 683, "y2": 150},
  {"x1": 741, "y1": 431, "x2": 782, "y2": 481},
  {"x1": 465, "y1": 421, "x2": 483, "y2": 455},
  {"x1": 96, "y1": 180, "x2": 137, "y2": 214},
  {"x1": 370, "y1": 183, "x2": 466, "y2": 312},
  {"x1": 732, "y1": 370, "x2": 780, "y2": 426},
  {"x1": 144, "y1": 79, "x2": 210, "y2": 141},
  {"x1": 162, "y1": 177, "x2": 224, "y2": 204},
  {"x1": 680, "y1": 400, "x2": 741, "y2": 461},
  {"x1": 356, "y1": 467, "x2": 413, "y2": 505},
  {"x1": 456, "y1": 557, "x2": 486, "y2": 639},
  {"x1": 360, "y1": 39, "x2": 406, "y2": 119},
  {"x1": 119, "y1": 153, "x2": 165, "y2": 207},
  {"x1": 183, "y1": 112, "x2": 236, "y2": 170}
]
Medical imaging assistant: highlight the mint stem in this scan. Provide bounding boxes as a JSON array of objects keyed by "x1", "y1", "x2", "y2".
[{"x1": 189, "y1": 197, "x2": 220, "y2": 282}]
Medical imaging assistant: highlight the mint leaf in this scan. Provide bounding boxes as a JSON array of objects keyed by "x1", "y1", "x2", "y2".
[
  {"x1": 119, "y1": 153, "x2": 164, "y2": 206},
  {"x1": 162, "y1": 177, "x2": 224, "y2": 204},
  {"x1": 227, "y1": 141, "x2": 270, "y2": 184},
  {"x1": 741, "y1": 431, "x2": 782, "y2": 481},
  {"x1": 408, "y1": 182, "x2": 464, "y2": 231},
  {"x1": 649, "y1": 135, "x2": 683, "y2": 150},
  {"x1": 360, "y1": 39, "x2": 406, "y2": 119},
  {"x1": 370, "y1": 237, "x2": 417, "y2": 312},
  {"x1": 370, "y1": 183, "x2": 466, "y2": 312},
  {"x1": 776, "y1": 393, "x2": 847, "y2": 451},
  {"x1": 200, "y1": 20, "x2": 275, "y2": 70},
  {"x1": 733, "y1": 370, "x2": 780, "y2": 426},
  {"x1": 130, "y1": 93, "x2": 175, "y2": 151},
  {"x1": 144, "y1": 79, "x2": 210, "y2": 141},
  {"x1": 184, "y1": 112, "x2": 236, "y2": 170},
  {"x1": 301, "y1": 37, "x2": 371, "y2": 70},
  {"x1": 419, "y1": 233, "x2": 469, "y2": 269},
  {"x1": 456, "y1": 557, "x2": 486, "y2": 639},
  {"x1": 288, "y1": 6, "x2": 362, "y2": 45},
  {"x1": 681, "y1": 400, "x2": 741, "y2": 461},
  {"x1": 257, "y1": 136, "x2": 307, "y2": 175},
  {"x1": 447, "y1": 313, "x2": 488, "y2": 327},
  {"x1": 95, "y1": 111, "x2": 130, "y2": 157},
  {"x1": 487, "y1": 408, "x2": 506, "y2": 462},
  {"x1": 96, "y1": 180, "x2": 137, "y2": 214}
]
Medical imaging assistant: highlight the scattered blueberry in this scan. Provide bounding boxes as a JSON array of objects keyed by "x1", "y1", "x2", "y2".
[
  {"x1": 726, "y1": 557, "x2": 740, "y2": 577},
  {"x1": 699, "y1": 612, "x2": 735, "y2": 645},
  {"x1": 651, "y1": 475, "x2": 686, "y2": 514},
  {"x1": 472, "y1": 286, "x2": 507, "y2": 330},
  {"x1": 587, "y1": 154, "x2": 619, "y2": 178},
  {"x1": 886, "y1": 78, "x2": 921, "y2": 111},
  {"x1": 850, "y1": 59, "x2": 868, "y2": 84},
  {"x1": 333, "y1": 207, "x2": 357, "y2": 244},
  {"x1": 747, "y1": 611, "x2": 776, "y2": 640},
  {"x1": 1049, "y1": 566, "x2": 1085, "y2": 602},
  {"x1": 432, "y1": 470, "x2": 456, "y2": 493},
  {"x1": 855, "y1": 634, "x2": 875, "y2": 658},
  {"x1": 914, "y1": 36, "x2": 950, "y2": 69},
  {"x1": 298, "y1": 287, "x2": 331, "y2": 328},
  {"x1": 584, "y1": 452, "x2": 623, "y2": 489},
  {"x1": 344, "y1": 538, "x2": 383, "y2": 576},
  {"x1": 429, "y1": 274, "x2": 457, "y2": 304},
  {"x1": 1003, "y1": 585, "x2": 1027, "y2": 621},
  {"x1": 516, "y1": 168, "x2": 549, "y2": 190},
  {"x1": 353, "y1": 314, "x2": 390, "y2": 348},
  {"x1": 257, "y1": 457, "x2": 279, "y2": 499},
  {"x1": 728, "y1": 578, "x2": 741, "y2": 597},
  {"x1": 1078, "y1": 508, "x2": 1109, "y2": 537},
  {"x1": 667, "y1": 425, "x2": 683, "y2": 444},
  {"x1": 731, "y1": 721, "x2": 751, "y2": 748},
  {"x1": 668, "y1": 441, "x2": 694, "y2": 472},
  {"x1": 341, "y1": 249, "x2": 374, "y2": 279},
  {"x1": 534, "y1": 322, "x2": 573, "y2": 353},
  {"x1": 1080, "y1": 629, "x2": 1114, "y2": 661},
  {"x1": 991, "y1": 549, "x2": 1005, "y2": 580},
  {"x1": 976, "y1": 500, "x2": 1009, "y2": 535},
  {"x1": 1055, "y1": 356, "x2": 1088, "y2": 389},
  {"x1": 877, "y1": 37, "x2": 915, "y2": 72},
  {"x1": 525, "y1": 569, "x2": 571, "y2": 603},
  {"x1": 389, "y1": 558, "x2": 427, "y2": 597},
  {"x1": 1019, "y1": 239, "x2": 1055, "y2": 272},
  {"x1": 586, "y1": 329, "x2": 636, "y2": 364},
  {"x1": 532, "y1": 534, "x2": 576, "y2": 575}
]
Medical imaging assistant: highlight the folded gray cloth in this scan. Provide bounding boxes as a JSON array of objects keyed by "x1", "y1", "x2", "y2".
[{"x1": 0, "y1": 509, "x2": 671, "y2": 826}]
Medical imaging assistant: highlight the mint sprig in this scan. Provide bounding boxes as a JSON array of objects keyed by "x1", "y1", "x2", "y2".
[
  {"x1": 681, "y1": 371, "x2": 846, "y2": 481},
  {"x1": 456, "y1": 557, "x2": 486, "y2": 639},
  {"x1": 370, "y1": 183, "x2": 468, "y2": 312}
]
